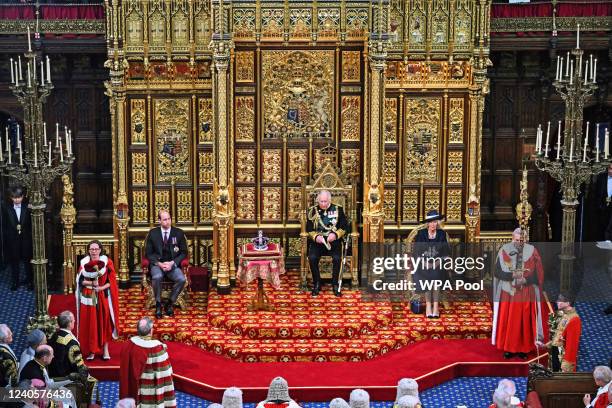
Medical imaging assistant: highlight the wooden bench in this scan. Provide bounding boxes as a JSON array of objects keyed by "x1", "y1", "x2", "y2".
[{"x1": 526, "y1": 363, "x2": 596, "y2": 408}]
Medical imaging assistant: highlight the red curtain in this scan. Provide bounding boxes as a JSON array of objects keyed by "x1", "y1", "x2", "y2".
[
  {"x1": 491, "y1": 3, "x2": 553, "y2": 18},
  {"x1": 0, "y1": 5, "x2": 35, "y2": 20},
  {"x1": 557, "y1": 2, "x2": 612, "y2": 17},
  {"x1": 40, "y1": 5, "x2": 104, "y2": 20}
]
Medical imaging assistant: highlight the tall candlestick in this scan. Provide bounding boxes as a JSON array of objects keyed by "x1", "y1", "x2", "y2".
[
  {"x1": 578, "y1": 54, "x2": 582, "y2": 77},
  {"x1": 536, "y1": 127, "x2": 541, "y2": 153},
  {"x1": 27, "y1": 62, "x2": 31, "y2": 88},
  {"x1": 55, "y1": 122, "x2": 59, "y2": 148},
  {"x1": 18, "y1": 56, "x2": 22, "y2": 81},
  {"x1": 569, "y1": 60, "x2": 573, "y2": 85},
  {"x1": 10, "y1": 58, "x2": 14, "y2": 83},
  {"x1": 27, "y1": 25, "x2": 31, "y2": 52},
  {"x1": 605, "y1": 129, "x2": 609, "y2": 159},
  {"x1": 67, "y1": 130, "x2": 72, "y2": 156},
  {"x1": 576, "y1": 24, "x2": 580, "y2": 49},
  {"x1": 584, "y1": 60, "x2": 589, "y2": 84},
  {"x1": 7, "y1": 139, "x2": 11, "y2": 164},
  {"x1": 48, "y1": 142, "x2": 52, "y2": 166},
  {"x1": 566, "y1": 52, "x2": 570, "y2": 76},
  {"x1": 590, "y1": 54, "x2": 593, "y2": 78},
  {"x1": 556, "y1": 121, "x2": 562, "y2": 160},
  {"x1": 556, "y1": 56, "x2": 560, "y2": 81},
  {"x1": 593, "y1": 58, "x2": 597, "y2": 83},
  {"x1": 40, "y1": 60, "x2": 45, "y2": 86},
  {"x1": 569, "y1": 137, "x2": 574, "y2": 162},
  {"x1": 14, "y1": 62, "x2": 19, "y2": 86},
  {"x1": 33, "y1": 142, "x2": 37, "y2": 167},
  {"x1": 43, "y1": 122, "x2": 47, "y2": 146},
  {"x1": 16, "y1": 124, "x2": 20, "y2": 144},
  {"x1": 59, "y1": 139, "x2": 64, "y2": 162},
  {"x1": 46, "y1": 56, "x2": 50, "y2": 83}
]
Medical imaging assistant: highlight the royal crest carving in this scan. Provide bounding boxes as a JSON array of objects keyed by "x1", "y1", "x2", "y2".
[
  {"x1": 262, "y1": 50, "x2": 334, "y2": 139},
  {"x1": 404, "y1": 98, "x2": 440, "y2": 182},
  {"x1": 154, "y1": 99, "x2": 190, "y2": 183}
]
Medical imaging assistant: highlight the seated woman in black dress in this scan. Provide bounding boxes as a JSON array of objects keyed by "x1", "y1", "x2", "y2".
[{"x1": 413, "y1": 210, "x2": 450, "y2": 318}]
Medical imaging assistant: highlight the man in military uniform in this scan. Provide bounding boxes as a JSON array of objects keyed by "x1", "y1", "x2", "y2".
[
  {"x1": 48, "y1": 311, "x2": 96, "y2": 400},
  {"x1": 0, "y1": 324, "x2": 18, "y2": 387},
  {"x1": 306, "y1": 190, "x2": 349, "y2": 297}
]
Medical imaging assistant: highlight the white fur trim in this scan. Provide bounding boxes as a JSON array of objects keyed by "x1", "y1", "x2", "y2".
[
  {"x1": 130, "y1": 336, "x2": 163, "y2": 349},
  {"x1": 141, "y1": 367, "x2": 173, "y2": 380}
]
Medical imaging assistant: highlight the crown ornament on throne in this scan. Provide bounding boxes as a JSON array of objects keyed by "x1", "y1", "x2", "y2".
[{"x1": 252, "y1": 230, "x2": 270, "y2": 251}]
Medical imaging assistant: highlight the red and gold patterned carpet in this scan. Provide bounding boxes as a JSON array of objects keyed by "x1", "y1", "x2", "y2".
[{"x1": 52, "y1": 271, "x2": 493, "y2": 363}]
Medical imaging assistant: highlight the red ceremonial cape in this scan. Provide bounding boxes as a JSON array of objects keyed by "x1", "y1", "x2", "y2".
[
  {"x1": 119, "y1": 336, "x2": 176, "y2": 407},
  {"x1": 76, "y1": 255, "x2": 121, "y2": 356}
]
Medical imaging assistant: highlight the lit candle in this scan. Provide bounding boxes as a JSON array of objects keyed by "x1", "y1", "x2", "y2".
[
  {"x1": 16, "y1": 124, "x2": 20, "y2": 144},
  {"x1": 590, "y1": 54, "x2": 593, "y2": 78},
  {"x1": 40, "y1": 60, "x2": 44, "y2": 86},
  {"x1": 576, "y1": 24, "x2": 580, "y2": 49},
  {"x1": 583, "y1": 122, "x2": 589, "y2": 162},
  {"x1": 10, "y1": 58, "x2": 14, "y2": 83},
  {"x1": 536, "y1": 126, "x2": 541, "y2": 153},
  {"x1": 596, "y1": 129, "x2": 600, "y2": 162},
  {"x1": 7, "y1": 139, "x2": 11, "y2": 164},
  {"x1": 566, "y1": 52, "x2": 570, "y2": 76},
  {"x1": 43, "y1": 122, "x2": 47, "y2": 146},
  {"x1": 27, "y1": 25, "x2": 31, "y2": 52},
  {"x1": 67, "y1": 130, "x2": 72, "y2": 156},
  {"x1": 55, "y1": 122, "x2": 59, "y2": 148},
  {"x1": 48, "y1": 141, "x2": 51, "y2": 166},
  {"x1": 556, "y1": 121, "x2": 562, "y2": 160},
  {"x1": 569, "y1": 137, "x2": 574, "y2": 162},
  {"x1": 18, "y1": 56, "x2": 22, "y2": 81},
  {"x1": 560, "y1": 57, "x2": 564, "y2": 81},
  {"x1": 46, "y1": 56, "x2": 50, "y2": 83},
  {"x1": 578, "y1": 54, "x2": 582, "y2": 77},
  {"x1": 545, "y1": 121, "x2": 551, "y2": 157},
  {"x1": 33, "y1": 142, "x2": 37, "y2": 167},
  {"x1": 14, "y1": 62, "x2": 19, "y2": 86},
  {"x1": 59, "y1": 139, "x2": 64, "y2": 162},
  {"x1": 593, "y1": 58, "x2": 597, "y2": 83},
  {"x1": 556, "y1": 56, "x2": 560, "y2": 81},
  {"x1": 32, "y1": 55, "x2": 36, "y2": 83},
  {"x1": 18, "y1": 143, "x2": 23, "y2": 166},
  {"x1": 4, "y1": 126, "x2": 8, "y2": 152},
  {"x1": 605, "y1": 129, "x2": 609, "y2": 159},
  {"x1": 569, "y1": 60, "x2": 573, "y2": 85},
  {"x1": 27, "y1": 62, "x2": 31, "y2": 88},
  {"x1": 584, "y1": 60, "x2": 589, "y2": 84}
]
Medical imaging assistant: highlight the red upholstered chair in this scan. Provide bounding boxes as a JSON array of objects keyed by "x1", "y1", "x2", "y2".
[{"x1": 141, "y1": 237, "x2": 191, "y2": 309}]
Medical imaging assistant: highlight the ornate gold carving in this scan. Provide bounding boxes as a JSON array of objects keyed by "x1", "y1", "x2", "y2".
[
  {"x1": 236, "y1": 187, "x2": 255, "y2": 220},
  {"x1": 235, "y1": 96, "x2": 255, "y2": 142},
  {"x1": 290, "y1": 9, "x2": 312, "y2": 38},
  {"x1": 199, "y1": 190, "x2": 214, "y2": 222},
  {"x1": 130, "y1": 99, "x2": 146, "y2": 144},
  {"x1": 402, "y1": 189, "x2": 418, "y2": 222},
  {"x1": 341, "y1": 96, "x2": 360, "y2": 141},
  {"x1": 424, "y1": 189, "x2": 440, "y2": 215},
  {"x1": 236, "y1": 149, "x2": 256, "y2": 183},
  {"x1": 262, "y1": 50, "x2": 334, "y2": 139},
  {"x1": 236, "y1": 51, "x2": 254, "y2": 83},
  {"x1": 131, "y1": 152, "x2": 148, "y2": 186},
  {"x1": 447, "y1": 189, "x2": 463, "y2": 222},
  {"x1": 261, "y1": 8, "x2": 284, "y2": 38},
  {"x1": 341, "y1": 149, "x2": 360, "y2": 177},
  {"x1": 132, "y1": 190, "x2": 148, "y2": 223},
  {"x1": 408, "y1": 2, "x2": 426, "y2": 49},
  {"x1": 198, "y1": 239, "x2": 213, "y2": 266},
  {"x1": 154, "y1": 190, "x2": 170, "y2": 217},
  {"x1": 384, "y1": 98, "x2": 398, "y2": 143},
  {"x1": 403, "y1": 98, "x2": 440, "y2": 182},
  {"x1": 171, "y1": 9, "x2": 190, "y2": 51},
  {"x1": 198, "y1": 98, "x2": 213, "y2": 144},
  {"x1": 384, "y1": 188, "x2": 396, "y2": 221},
  {"x1": 0, "y1": 20, "x2": 106, "y2": 35},
  {"x1": 342, "y1": 51, "x2": 361, "y2": 83},
  {"x1": 447, "y1": 151, "x2": 463, "y2": 184},
  {"x1": 288, "y1": 237, "x2": 301, "y2": 257},
  {"x1": 449, "y1": 98, "x2": 464, "y2": 144},
  {"x1": 233, "y1": 8, "x2": 256, "y2": 38},
  {"x1": 262, "y1": 187, "x2": 282, "y2": 220},
  {"x1": 148, "y1": 11, "x2": 166, "y2": 49},
  {"x1": 199, "y1": 152, "x2": 215, "y2": 184},
  {"x1": 194, "y1": 2, "x2": 211, "y2": 46},
  {"x1": 288, "y1": 187, "x2": 302, "y2": 220},
  {"x1": 454, "y1": 2, "x2": 472, "y2": 48},
  {"x1": 262, "y1": 150, "x2": 282, "y2": 182},
  {"x1": 384, "y1": 151, "x2": 397, "y2": 184},
  {"x1": 288, "y1": 150, "x2": 308, "y2": 183},
  {"x1": 431, "y1": 1, "x2": 449, "y2": 49},
  {"x1": 318, "y1": 8, "x2": 340, "y2": 38},
  {"x1": 346, "y1": 8, "x2": 369, "y2": 38},
  {"x1": 154, "y1": 99, "x2": 190, "y2": 183},
  {"x1": 177, "y1": 190, "x2": 193, "y2": 223}
]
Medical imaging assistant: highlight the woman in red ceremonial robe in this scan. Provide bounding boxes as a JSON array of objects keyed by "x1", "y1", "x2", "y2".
[{"x1": 76, "y1": 239, "x2": 121, "y2": 360}]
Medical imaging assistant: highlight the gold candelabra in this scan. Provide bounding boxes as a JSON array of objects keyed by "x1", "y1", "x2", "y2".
[
  {"x1": 1, "y1": 27, "x2": 75, "y2": 334},
  {"x1": 534, "y1": 25, "x2": 610, "y2": 292}
]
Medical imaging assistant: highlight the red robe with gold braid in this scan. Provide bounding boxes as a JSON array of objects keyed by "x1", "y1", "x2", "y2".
[
  {"x1": 76, "y1": 255, "x2": 121, "y2": 357},
  {"x1": 120, "y1": 336, "x2": 177, "y2": 407},
  {"x1": 492, "y1": 242, "x2": 549, "y2": 354},
  {"x1": 551, "y1": 308, "x2": 582, "y2": 372}
]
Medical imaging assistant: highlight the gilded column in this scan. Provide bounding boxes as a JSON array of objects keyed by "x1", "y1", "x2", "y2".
[{"x1": 60, "y1": 175, "x2": 76, "y2": 294}]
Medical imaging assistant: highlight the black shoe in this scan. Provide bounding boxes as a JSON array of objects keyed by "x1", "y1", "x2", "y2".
[
  {"x1": 311, "y1": 282, "x2": 320, "y2": 297},
  {"x1": 503, "y1": 352, "x2": 514, "y2": 359},
  {"x1": 517, "y1": 352, "x2": 528, "y2": 360},
  {"x1": 604, "y1": 305, "x2": 612, "y2": 315},
  {"x1": 165, "y1": 302, "x2": 174, "y2": 317},
  {"x1": 155, "y1": 302, "x2": 163, "y2": 319},
  {"x1": 333, "y1": 288, "x2": 342, "y2": 297}
]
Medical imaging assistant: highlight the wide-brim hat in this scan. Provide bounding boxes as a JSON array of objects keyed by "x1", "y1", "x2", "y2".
[{"x1": 422, "y1": 210, "x2": 445, "y2": 223}]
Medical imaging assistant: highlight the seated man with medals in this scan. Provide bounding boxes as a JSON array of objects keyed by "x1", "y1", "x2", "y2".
[{"x1": 306, "y1": 190, "x2": 349, "y2": 297}]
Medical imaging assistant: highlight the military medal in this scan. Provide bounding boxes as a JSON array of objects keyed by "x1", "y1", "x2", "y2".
[{"x1": 17, "y1": 224, "x2": 22, "y2": 234}]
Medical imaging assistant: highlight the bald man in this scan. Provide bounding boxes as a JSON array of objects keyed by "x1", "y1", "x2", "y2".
[
  {"x1": 145, "y1": 210, "x2": 188, "y2": 318},
  {"x1": 19, "y1": 345, "x2": 54, "y2": 386}
]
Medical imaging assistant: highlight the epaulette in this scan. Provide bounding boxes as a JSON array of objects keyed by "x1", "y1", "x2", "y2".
[{"x1": 56, "y1": 332, "x2": 71, "y2": 346}]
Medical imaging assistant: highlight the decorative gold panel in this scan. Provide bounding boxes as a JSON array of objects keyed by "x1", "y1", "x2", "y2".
[
  {"x1": 318, "y1": 8, "x2": 340, "y2": 38},
  {"x1": 384, "y1": 151, "x2": 397, "y2": 184},
  {"x1": 447, "y1": 189, "x2": 463, "y2": 222},
  {"x1": 288, "y1": 237, "x2": 301, "y2": 257},
  {"x1": 289, "y1": 9, "x2": 312, "y2": 38},
  {"x1": 431, "y1": 1, "x2": 449, "y2": 50},
  {"x1": 262, "y1": 150, "x2": 282, "y2": 182},
  {"x1": 342, "y1": 51, "x2": 360, "y2": 82},
  {"x1": 125, "y1": 9, "x2": 144, "y2": 49},
  {"x1": 198, "y1": 239, "x2": 213, "y2": 266},
  {"x1": 176, "y1": 190, "x2": 193, "y2": 223},
  {"x1": 346, "y1": 8, "x2": 369, "y2": 38},
  {"x1": 288, "y1": 150, "x2": 308, "y2": 183},
  {"x1": 449, "y1": 98, "x2": 464, "y2": 144},
  {"x1": 262, "y1": 50, "x2": 334, "y2": 139},
  {"x1": 403, "y1": 98, "x2": 440, "y2": 182},
  {"x1": 148, "y1": 12, "x2": 166, "y2": 49},
  {"x1": 408, "y1": 2, "x2": 426, "y2": 49},
  {"x1": 384, "y1": 189, "x2": 396, "y2": 221},
  {"x1": 424, "y1": 189, "x2": 440, "y2": 215},
  {"x1": 454, "y1": 3, "x2": 472, "y2": 48},
  {"x1": 171, "y1": 9, "x2": 189, "y2": 51},
  {"x1": 131, "y1": 152, "x2": 147, "y2": 186},
  {"x1": 341, "y1": 149, "x2": 360, "y2": 177},
  {"x1": 154, "y1": 99, "x2": 190, "y2": 183},
  {"x1": 198, "y1": 190, "x2": 213, "y2": 222},
  {"x1": 261, "y1": 9, "x2": 284, "y2": 38},
  {"x1": 132, "y1": 190, "x2": 148, "y2": 223},
  {"x1": 198, "y1": 152, "x2": 214, "y2": 184},
  {"x1": 236, "y1": 187, "x2": 255, "y2": 220},
  {"x1": 233, "y1": 8, "x2": 256, "y2": 38},
  {"x1": 447, "y1": 151, "x2": 463, "y2": 184},
  {"x1": 198, "y1": 98, "x2": 213, "y2": 143},
  {"x1": 236, "y1": 149, "x2": 256, "y2": 183},
  {"x1": 341, "y1": 96, "x2": 360, "y2": 141},
  {"x1": 235, "y1": 51, "x2": 254, "y2": 83},
  {"x1": 288, "y1": 187, "x2": 302, "y2": 220},
  {"x1": 235, "y1": 96, "x2": 255, "y2": 142},
  {"x1": 154, "y1": 190, "x2": 170, "y2": 217},
  {"x1": 384, "y1": 98, "x2": 398, "y2": 143},
  {"x1": 402, "y1": 189, "x2": 418, "y2": 222},
  {"x1": 261, "y1": 187, "x2": 282, "y2": 220},
  {"x1": 130, "y1": 99, "x2": 146, "y2": 144}
]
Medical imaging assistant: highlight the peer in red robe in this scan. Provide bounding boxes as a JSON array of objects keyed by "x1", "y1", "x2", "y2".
[
  {"x1": 76, "y1": 250, "x2": 121, "y2": 359},
  {"x1": 492, "y1": 230, "x2": 549, "y2": 357},
  {"x1": 120, "y1": 335, "x2": 177, "y2": 407}
]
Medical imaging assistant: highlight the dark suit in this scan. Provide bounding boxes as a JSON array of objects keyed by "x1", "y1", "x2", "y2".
[
  {"x1": 1, "y1": 201, "x2": 33, "y2": 286},
  {"x1": 145, "y1": 226, "x2": 187, "y2": 303}
]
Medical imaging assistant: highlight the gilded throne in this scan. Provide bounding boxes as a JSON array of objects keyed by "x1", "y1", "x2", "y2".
[{"x1": 299, "y1": 147, "x2": 359, "y2": 289}]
